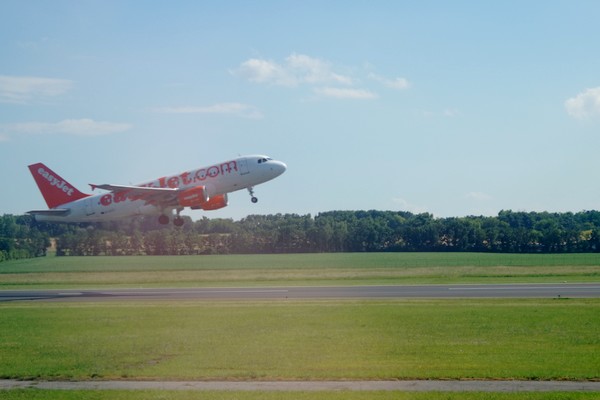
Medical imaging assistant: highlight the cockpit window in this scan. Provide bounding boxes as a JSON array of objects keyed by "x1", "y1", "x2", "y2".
[{"x1": 257, "y1": 157, "x2": 272, "y2": 164}]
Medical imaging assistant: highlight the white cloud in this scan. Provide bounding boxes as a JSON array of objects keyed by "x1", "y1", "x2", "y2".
[
  {"x1": 368, "y1": 73, "x2": 410, "y2": 90},
  {"x1": 466, "y1": 192, "x2": 492, "y2": 201},
  {"x1": 0, "y1": 75, "x2": 73, "y2": 104},
  {"x1": 314, "y1": 87, "x2": 378, "y2": 100},
  {"x1": 565, "y1": 87, "x2": 600, "y2": 119},
  {"x1": 233, "y1": 53, "x2": 353, "y2": 87},
  {"x1": 286, "y1": 53, "x2": 353, "y2": 85},
  {"x1": 420, "y1": 108, "x2": 460, "y2": 118},
  {"x1": 1, "y1": 119, "x2": 132, "y2": 136},
  {"x1": 234, "y1": 58, "x2": 295, "y2": 86},
  {"x1": 154, "y1": 102, "x2": 263, "y2": 119},
  {"x1": 443, "y1": 108, "x2": 459, "y2": 117},
  {"x1": 0, "y1": 134, "x2": 9, "y2": 142},
  {"x1": 233, "y1": 54, "x2": 421, "y2": 101}
]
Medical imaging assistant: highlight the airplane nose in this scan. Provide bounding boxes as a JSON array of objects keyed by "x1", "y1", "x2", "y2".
[{"x1": 273, "y1": 161, "x2": 287, "y2": 176}]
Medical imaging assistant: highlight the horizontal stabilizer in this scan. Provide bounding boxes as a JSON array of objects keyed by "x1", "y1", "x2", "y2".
[{"x1": 27, "y1": 209, "x2": 71, "y2": 216}]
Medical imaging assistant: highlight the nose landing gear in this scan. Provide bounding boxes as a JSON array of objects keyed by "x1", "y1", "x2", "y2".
[{"x1": 248, "y1": 187, "x2": 258, "y2": 203}]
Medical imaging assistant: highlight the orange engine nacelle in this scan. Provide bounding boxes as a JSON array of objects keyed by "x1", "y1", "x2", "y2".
[
  {"x1": 177, "y1": 186, "x2": 208, "y2": 208},
  {"x1": 178, "y1": 186, "x2": 228, "y2": 210},
  {"x1": 199, "y1": 194, "x2": 228, "y2": 210}
]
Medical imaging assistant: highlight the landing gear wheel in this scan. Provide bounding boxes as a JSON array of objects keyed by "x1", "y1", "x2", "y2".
[
  {"x1": 173, "y1": 217, "x2": 184, "y2": 227},
  {"x1": 248, "y1": 187, "x2": 258, "y2": 204},
  {"x1": 158, "y1": 215, "x2": 170, "y2": 225}
]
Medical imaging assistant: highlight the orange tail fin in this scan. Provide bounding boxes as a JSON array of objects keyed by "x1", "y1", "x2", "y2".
[{"x1": 28, "y1": 163, "x2": 89, "y2": 208}]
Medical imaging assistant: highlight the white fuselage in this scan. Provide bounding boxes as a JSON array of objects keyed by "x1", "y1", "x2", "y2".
[{"x1": 33, "y1": 155, "x2": 286, "y2": 223}]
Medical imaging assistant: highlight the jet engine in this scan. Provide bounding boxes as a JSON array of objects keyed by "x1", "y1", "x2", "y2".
[
  {"x1": 177, "y1": 186, "x2": 209, "y2": 207},
  {"x1": 196, "y1": 194, "x2": 228, "y2": 210},
  {"x1": 177, "y1": 186, "x2": 228, "y2": 210}
]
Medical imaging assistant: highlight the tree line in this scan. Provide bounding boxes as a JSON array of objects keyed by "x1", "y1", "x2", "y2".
[
  {"x1": 2, "y1": 209, "x2": 600, "y2": 260},
  {"x1": 0, "y1": 214, "x2": 50, "y2": 261}
]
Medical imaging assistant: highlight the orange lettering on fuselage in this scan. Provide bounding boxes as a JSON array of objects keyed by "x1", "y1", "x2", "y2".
[{"x1": 97, "y1": 160, "x2": 238, "y2": 207}]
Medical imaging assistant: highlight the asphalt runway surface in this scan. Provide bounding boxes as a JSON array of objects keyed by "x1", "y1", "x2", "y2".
[{"x1": 1, "y1": 283, "x2": 599, "y2": 302}]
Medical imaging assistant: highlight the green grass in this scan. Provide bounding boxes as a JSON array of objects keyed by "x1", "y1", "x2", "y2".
[
  {"x1": 1, "y1": 253, "x2": 599, "y2": 288},
  {"x1": 1, "y1": 299, "x2": 598, "y2": 381},
  {"x1": 5, "y1": 253, "x2": 600, "y2": 272},
  {"x1": 1, "y1": 254, "x2": 598, "y2": 399},
  {"x1": 0, "y1": 391, "x2": 598, "y2": 400}
]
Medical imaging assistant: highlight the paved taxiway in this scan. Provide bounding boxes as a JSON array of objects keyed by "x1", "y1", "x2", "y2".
[{"x1": 1, "y1": 283, "x2": 599, "y2": 302}]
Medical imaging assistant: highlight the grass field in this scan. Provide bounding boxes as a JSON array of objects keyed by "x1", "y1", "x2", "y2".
[
  {"x1": 1, "y1": 253, "x2": 598, "y2": 399},
  {"x1": 1, "y1": 252, "x2": 599, "y2": 288},
  {"x1": 1, "y1": 299, "x2": 598, "y2": 381}
]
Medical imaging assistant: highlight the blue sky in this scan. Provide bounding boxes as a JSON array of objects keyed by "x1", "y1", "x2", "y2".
[{"x1": 2, "y1": 1, "x2": 600, "y2": 220}]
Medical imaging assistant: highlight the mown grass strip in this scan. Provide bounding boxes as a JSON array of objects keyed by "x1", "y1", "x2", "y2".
[
  {"x1": 1, "y1": 253, "x2": 599, "y2": 288},
  {"x1": 1, "y1": 299, "x2": 598, "y2": 381},
  {"x1": 4, "y1": 253, "x2": 600, "y2": 273}
]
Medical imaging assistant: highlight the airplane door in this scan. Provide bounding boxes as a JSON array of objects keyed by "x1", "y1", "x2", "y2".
[
  {"x1": 238, "y1": 158, "x2": 250, "y2": 175},
  {"x1": 85, "y1": 198, "x2": 95, "y2": 216}
]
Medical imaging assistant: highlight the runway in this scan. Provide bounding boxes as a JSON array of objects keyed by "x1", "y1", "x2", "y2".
[{"x1": 1, "y1": 283, "x2": 599, "y2": 302}]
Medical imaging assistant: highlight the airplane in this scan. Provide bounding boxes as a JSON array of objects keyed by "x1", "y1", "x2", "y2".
[{"x1": 27, "y1": 155, "x2": 287, "y2": 226}]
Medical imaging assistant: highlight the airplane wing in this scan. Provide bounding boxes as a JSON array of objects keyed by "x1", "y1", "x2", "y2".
[
  {"x1": 90, "y1": 183, "x2": 182, "y2": 206},
  {"x1": 90, "y1": 183, "x2": 178, "y2": 194},
  {"x1": 27, "y1": 209, "x2": 71, "y2": 216}
]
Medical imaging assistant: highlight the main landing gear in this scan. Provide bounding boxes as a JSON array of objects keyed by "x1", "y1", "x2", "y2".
[
  {"x1": 173, "y1": 216, "x2": 184, "y2": 227},
  {"x1": 248, "y1": 187, "x2": 258, "y2": 203},
  {"x1": 158, "y1": 209, "x2": 185, "y2": 226}
]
